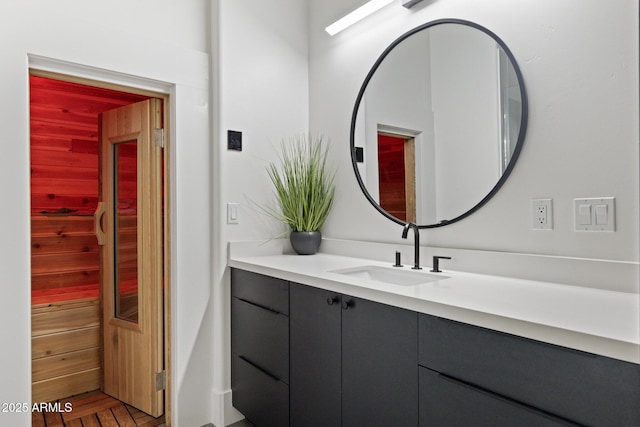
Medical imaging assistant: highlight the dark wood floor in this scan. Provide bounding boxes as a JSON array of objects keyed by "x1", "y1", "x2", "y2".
[{"x1": 32, "y1": 391, "x2": 165, "y2": 427}]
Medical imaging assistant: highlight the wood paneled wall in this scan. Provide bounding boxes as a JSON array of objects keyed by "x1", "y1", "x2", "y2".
[
  {"x1": 31, "y1": 214, "x2": 137, "y2": 403},
  {"x1": 30, "y1": 74, "x2": 147, "y2": 294},
  {"x1": 31, "y1": 215, "x2": 101, "y2": 403},
  {"x1": 32, "y1": 299, "x2": 101, "y2": 403},
  {"x1": 30, "y1": 74, "x2": 148, "y2": 215},
  {"x1": 29, "y1": 75, "x2": 148, "y2": 403},
  {"x1": 31, "y1": 215, "x2": 100, "y2": 296}
]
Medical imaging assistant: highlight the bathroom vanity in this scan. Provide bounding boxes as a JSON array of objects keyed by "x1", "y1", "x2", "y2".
[{"x1": 229, "y1": 247, "x2": 640, "y2": 427}]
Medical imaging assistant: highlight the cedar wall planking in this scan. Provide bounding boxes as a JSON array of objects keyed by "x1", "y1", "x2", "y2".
[
  {"x1": 32, "y1": 299, "x2": 102, "y2": 403},
  {"x1": 29, "y1": 75, "x2": 148, "y2": 402},
  {"x1": 31, "y1": 216, "x2": 100, "y2": 295},
  {"x1": 30, "y1": 75, "x2": 147, "y2": 294},
  {"x1": 31, "y1": 215, "x2": 137, "y2": 402},
  {"x1": 30, "y1": 74, "x2": 148, "y2": 215}
]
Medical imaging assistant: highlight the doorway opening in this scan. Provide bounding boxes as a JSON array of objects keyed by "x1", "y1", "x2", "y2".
[
  {"x1": 377, "y1": 132, "x2": 416, "y2": 223},
  {"x1": 29, "y1": 72, "x2": 171, "y2": 424}
]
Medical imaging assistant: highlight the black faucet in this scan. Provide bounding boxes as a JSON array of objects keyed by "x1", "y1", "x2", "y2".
[
  {"x1": 401, "y1": 222, "x2": 421, "y2": 270},
  {"x1": 431, "y1": 256, "x2": 451, "y2": 273}
]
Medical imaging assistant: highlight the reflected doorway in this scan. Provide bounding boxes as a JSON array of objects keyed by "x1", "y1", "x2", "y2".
[{"x1": 377, "y1": 132, "x2": 416, "y2": 223}]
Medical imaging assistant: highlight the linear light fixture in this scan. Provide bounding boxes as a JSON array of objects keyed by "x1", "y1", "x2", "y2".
[
  {"x1": 402, "y1": 0, "x2": 425, "y2": 8},
  {"x1": 325, "y1": 0, "x2": 395, "y2": 36}
]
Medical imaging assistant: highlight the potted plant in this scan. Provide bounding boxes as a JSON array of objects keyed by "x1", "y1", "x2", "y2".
[{"x1": 265, "y1": 133, "x2": 336, "y2": 255}]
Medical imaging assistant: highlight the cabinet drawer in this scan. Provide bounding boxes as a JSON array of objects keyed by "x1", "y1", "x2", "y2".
[
  {"x1": 419, "y1": 367, "x2": 576, "y2": 426},
  {"x1": 419, "y1": 314, "x2": 640, "y2": 426},
  {"x1": 232, "y1": 268, "x2": 289, "y2": 315},
  {"x1": 232, "y1": 297, "x2": 289, "y2": 383},
  {"x1": 232, "y1": 354, "x2": 289, "y2": 427}
]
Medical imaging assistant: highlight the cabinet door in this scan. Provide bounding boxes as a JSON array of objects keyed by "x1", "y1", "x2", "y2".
[
  {"x1": 419, "y1": 367, "x2": 577, "y2": 427},
  {"x1": 342, "y1": 296, "x2": 418, "y2": 427},
  {"x1": 290, "y1": 284, "x2": 342, "y2": 427},
  {"x1": 419, "y1": 314, "x2": 640, "y2": 426},
  {"x1": 232, "y1": 354, "x2": 289, "y2": 427},
  {"x1": 231, "y1": 268, "x2": 289, "y2": 314},
  {"x1": 231, "y1": 297, "x2": 289, "y2": 383}
]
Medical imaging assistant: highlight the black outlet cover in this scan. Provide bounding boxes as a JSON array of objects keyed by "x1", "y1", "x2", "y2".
[
  {"x1": 228, "y1": 130, "x2": 242, "y2": 151},
  {"x1": 355, "y1": 147, "x2": 364, "y2": 163}
]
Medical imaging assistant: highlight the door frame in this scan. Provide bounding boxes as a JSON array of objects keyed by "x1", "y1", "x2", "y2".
[
  {"x1": 28, "y1": 63, "x2": 173, "y2": 424},
  {"x1": 377, "y1": 130, "x2": 417, "y2": 223}
]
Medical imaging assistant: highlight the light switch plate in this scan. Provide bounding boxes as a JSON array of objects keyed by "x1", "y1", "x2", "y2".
[
  {"x1": 227, "y1": 202, "x2": 239, "y2": 224},
  {"x1": 574, "y1": 197, "x2": 615, "y2": 231}
]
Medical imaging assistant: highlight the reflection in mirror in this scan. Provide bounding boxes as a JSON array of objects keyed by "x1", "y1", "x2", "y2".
[
  {"x1": 499, "y1": 50, "x2": 522, "y2": 174},
  {"x1": 351, "y1": 19, "x2": 527, "y2": 227}
]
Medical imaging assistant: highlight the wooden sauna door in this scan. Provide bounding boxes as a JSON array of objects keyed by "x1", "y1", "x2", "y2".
[{"x1": 97, "y1": 99, "x2": 164, "y2": 417}]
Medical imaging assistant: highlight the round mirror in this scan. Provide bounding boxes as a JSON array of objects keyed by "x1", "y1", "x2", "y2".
[{"x1": 350, "y1": 19, "x2": 528, "y2": 228}]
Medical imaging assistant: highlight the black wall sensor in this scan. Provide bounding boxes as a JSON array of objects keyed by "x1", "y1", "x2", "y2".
[{"x1": 228, "y1": 130, "x2": 242, "y2": 151}]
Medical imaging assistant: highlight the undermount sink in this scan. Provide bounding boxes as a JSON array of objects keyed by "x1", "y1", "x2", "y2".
[{"x1": 331, "y1": 265, "x2": 449, "y2": 286}]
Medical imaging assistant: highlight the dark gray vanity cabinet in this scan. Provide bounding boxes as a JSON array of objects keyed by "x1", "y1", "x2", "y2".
[
  {"x1": 290, "y1": 283, "x2": 418, "y2": 427},
  {"x1": 231, "y1": 269, "x2": 290, "y2": 427},
  {"x1": 418, "y1": 314, "x2": 640, "y2": 427},
  {"x1": 231, "y1": 268, "x2": 640, "y2": 427}
]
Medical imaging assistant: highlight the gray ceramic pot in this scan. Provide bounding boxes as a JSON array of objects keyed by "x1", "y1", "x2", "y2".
[{"x1": 290, "y1": 231, "x2": 321, "y2": 255}]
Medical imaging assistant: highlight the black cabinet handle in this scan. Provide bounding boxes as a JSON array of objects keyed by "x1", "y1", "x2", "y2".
[
  {"x1": 342, "y1": 299, "x2": 354, "y2": 310},
  {"x1": 327, "y1": 296, "x2": 340, "y2": 306},
  {"x1": 236, "y1": 297, "x2": 281, "y2": 315},
  {"x1": 238, "y1": 355, "x2": 281, "y2": 382}
]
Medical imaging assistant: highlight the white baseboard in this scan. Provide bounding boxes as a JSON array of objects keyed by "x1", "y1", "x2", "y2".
[{"x1": 211, "y1": 388, "x2": 243, "y2": 427}]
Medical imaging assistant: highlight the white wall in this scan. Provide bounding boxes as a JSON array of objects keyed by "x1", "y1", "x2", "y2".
[
  {"x1": 0, "y1": 2, "x2": 212, "y2": 426},
  {"x1": 211, "y1": 0, "x2": 309, "y2": 425},
  {"x1": 309, "y1": 0, "x2": 639, "y2": 266}
]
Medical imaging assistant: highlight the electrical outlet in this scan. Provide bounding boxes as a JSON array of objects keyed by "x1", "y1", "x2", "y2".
[{"x1": 532, "y1": 199, "x2": 553, "y2": 230}]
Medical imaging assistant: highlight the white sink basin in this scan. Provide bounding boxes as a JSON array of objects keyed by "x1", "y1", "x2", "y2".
[{"x1": 331, "y1": 265, "x2": 449, "y2": 286}]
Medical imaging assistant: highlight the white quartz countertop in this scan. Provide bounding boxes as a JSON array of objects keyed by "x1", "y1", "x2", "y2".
[{"x1": 228, "y1": 252, "x2": 640, "y2": 364}]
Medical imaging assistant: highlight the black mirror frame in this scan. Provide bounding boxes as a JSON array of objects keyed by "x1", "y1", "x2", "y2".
[{"x1": 349, "y1": 18, "x2": 528, "y2": 228}]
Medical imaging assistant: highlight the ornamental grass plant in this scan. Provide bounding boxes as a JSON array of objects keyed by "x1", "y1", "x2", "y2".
[{"x1": 266, "y1": 133, "x2": 336, "y2": 232}]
